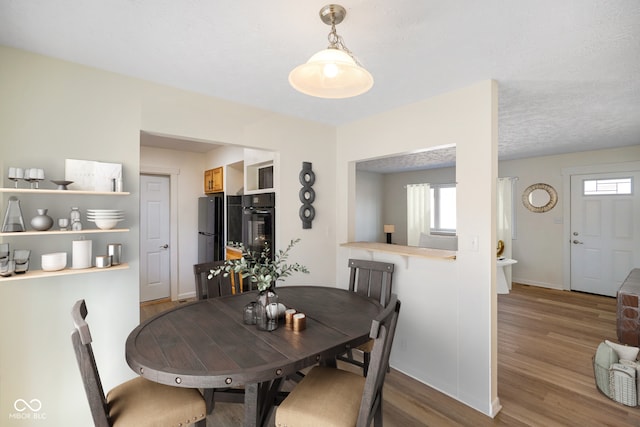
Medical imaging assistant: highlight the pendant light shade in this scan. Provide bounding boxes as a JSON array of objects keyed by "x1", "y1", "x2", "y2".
[
  {"x1": 289, "y1": 48, "x2": 373, "y2": 99},
  {"x1": 289, "y1": 4, "x2": 373, "y2": 99}
]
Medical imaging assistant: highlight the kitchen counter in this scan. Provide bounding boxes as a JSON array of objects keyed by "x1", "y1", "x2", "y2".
[{"x1": 340, "y1": 242, "x2": 456, "y2": 260}]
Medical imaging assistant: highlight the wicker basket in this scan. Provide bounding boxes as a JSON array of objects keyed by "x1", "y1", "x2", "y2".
[
  {"x1": 610, "y1": 363, "x2": 637, "y2": 406},
  {"x1": 593, "y1": 356, "x2": 614, "y2": 398}
]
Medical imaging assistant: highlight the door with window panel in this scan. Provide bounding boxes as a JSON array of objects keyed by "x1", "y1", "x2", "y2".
[{"x1": 570, "y1": 172, "x2": 640, "y2": 296}]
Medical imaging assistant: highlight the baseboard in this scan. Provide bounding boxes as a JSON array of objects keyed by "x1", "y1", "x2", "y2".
[
  {"x1": 140, "y1": 297, "x2": 171, "y2": 307},
  {"x1": 178, "y1": 291, "x2": 197, "y2": 300},
  {"x1": 512, "y1": 278, "x2": 564, "y2": 290}
]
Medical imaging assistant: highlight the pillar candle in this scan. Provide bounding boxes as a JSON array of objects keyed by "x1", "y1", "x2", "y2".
[
  {"x1": 293, "y1": 313, "x2": 306, "y2": 332},
  {"x1": 285, "y1": 309, "x2": 297, "y2": 327}
]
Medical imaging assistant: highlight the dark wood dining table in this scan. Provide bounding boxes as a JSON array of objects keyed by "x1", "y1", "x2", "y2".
[{"x1": 125, "y1": 285, "x2": 382, "y2": 427}]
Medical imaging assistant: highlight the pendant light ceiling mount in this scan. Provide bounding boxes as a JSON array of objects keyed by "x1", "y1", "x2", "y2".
[
  {"x1": 319, "y1": 4, "x2": 346, "y2": 26},
  {"x1": 289, "y1": 4, "x2": 374, "y2": 99}
]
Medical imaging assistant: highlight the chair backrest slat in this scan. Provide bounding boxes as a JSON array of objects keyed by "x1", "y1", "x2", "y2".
[
  {"x1": 357, "y1": 294, "x2": 401, "y2": 427},
  {"x1": 71, "y1": 300, "x2": 111, "y2": 427},
  {"x1": 348, "y1": 259, "x2": 394, "y2": 307}
]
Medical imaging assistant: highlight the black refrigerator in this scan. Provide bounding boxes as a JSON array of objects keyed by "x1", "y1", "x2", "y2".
[{"x1": 198, "y1": 194, "x2": 224, "y2": 263}]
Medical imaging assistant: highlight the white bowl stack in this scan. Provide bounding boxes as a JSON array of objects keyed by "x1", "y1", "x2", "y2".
[{"x1": 87, "y1": 209, "x2": 124, "y2": 230}]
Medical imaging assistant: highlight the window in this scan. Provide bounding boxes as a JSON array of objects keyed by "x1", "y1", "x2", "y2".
[
  {"x1": 430, "y1": 184, "x2": 456, "y2": 234},
  {"x1": 583, "y1": 177, "x2": 632, "y2": 195}
]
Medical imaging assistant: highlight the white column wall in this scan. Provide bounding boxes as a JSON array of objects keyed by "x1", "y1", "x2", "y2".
[{"x1": 337, "y1": 80, "x2": 500, "y2": 416}]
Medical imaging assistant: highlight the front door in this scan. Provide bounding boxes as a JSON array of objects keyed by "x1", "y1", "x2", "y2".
[
  {"x1": 140, "y1": 174, "x2": 171, "y2": 302},
  {"x1": 570, "y1": 171, "x2": 640, "y2": 296}
]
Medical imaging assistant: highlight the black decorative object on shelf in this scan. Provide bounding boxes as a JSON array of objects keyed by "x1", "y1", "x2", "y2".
[{"x1": 299, "y1": 162, "x2": 315, "y2": 229}]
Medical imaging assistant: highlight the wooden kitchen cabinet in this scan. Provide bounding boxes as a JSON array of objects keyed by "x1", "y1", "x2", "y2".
[{"x1": 204, "y1": 167, "x2": 223, "y2": 194}]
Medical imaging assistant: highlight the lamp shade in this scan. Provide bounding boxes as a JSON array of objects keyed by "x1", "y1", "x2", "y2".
[
  {"x1": 289, "y1": 48, "x2": 374, "y2": 99},
  {"x1": 384, "y1": 224, "x2": 395, "y2": 233}
]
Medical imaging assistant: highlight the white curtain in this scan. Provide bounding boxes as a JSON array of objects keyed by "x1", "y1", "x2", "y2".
[
  {"x1": 406, "y1": 183, "x2": 430, "y2": 246},
  {"x1": 497, "y1": 177, "x2": 514, "y2": 288}
]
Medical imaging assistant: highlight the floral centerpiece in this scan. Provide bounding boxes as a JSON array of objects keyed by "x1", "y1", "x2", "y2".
[
  {"x1": 209, "y1": 238, "x2": 309, "y2": 291},
  {"x1": 209, "y1": 238, "x2": 309, "y2": 331}
]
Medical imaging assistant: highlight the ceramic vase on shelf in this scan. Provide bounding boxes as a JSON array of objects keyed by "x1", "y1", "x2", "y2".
[
  {"x1": 30, "y1": 209, "x2": 53, "y2": 231},
  {"x1": 255, "y1": 288, "x2": 279, "y2": 331},
  {"x1": 2, "y1": 196, "x2": 26, "y2": 232},
  {"x1": 70, "y1": 207, "x2": 82, "y2": 231}
]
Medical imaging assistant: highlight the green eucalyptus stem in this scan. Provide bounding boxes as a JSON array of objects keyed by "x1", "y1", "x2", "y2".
[{"x1": 208, "y1": 238, "x2": 309, "y2": 292}]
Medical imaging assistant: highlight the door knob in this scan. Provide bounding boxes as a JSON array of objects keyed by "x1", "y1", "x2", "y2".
[
  {"x1": 160, "y1": 244, "x2": 169, "y2": 249},
  {"x1": 572, "y1": 240, "x2": 583, "y2": 245}
]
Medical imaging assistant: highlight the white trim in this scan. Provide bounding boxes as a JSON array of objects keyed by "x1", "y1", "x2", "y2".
[
  {"x1": 140, "y1": 165, "x2": 181, "y2": 301},
  {"x1": 490, "y1": 397, "x2": 502, "y2": 418},
  {"x1": 512, "y1": 277, "x2": 563, "y2": 290},
  {"x1": 561, "y1": 161, "x2": 640, "y2": 291}
]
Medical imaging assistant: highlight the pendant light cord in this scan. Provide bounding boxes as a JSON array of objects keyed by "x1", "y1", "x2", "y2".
[{"x1": 327, "y1": 23, "x2": 364, "y2": 67}]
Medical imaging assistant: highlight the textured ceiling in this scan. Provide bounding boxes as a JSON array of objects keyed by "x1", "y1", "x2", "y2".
[{"x1": 1, "y1": 1, "x2": 638, "y2": 173}]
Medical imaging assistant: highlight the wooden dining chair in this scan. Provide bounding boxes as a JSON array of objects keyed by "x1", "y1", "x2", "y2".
[
  {"x1": 70, "y1": 299, "x2": 206, "y2": 427},
  {"x1": 193, "y1": 261, "x2": 249, "y2": 411},
  {"x1": 276, "y1": 294, "x2": 401, "y2": 427},
  {"x1": 337, "y1": 259, "x2": 395, "y2": 376},
  {"x1": 194, "y1": 261, "x2": 237, "y2": 299}
]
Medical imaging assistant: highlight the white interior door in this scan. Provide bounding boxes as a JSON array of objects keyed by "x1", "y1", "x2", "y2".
[
  {"x1": 570, "y1": 172, "x2": 640, "y2": 296},
  {"x1": 140, "y1": 174, "x2": 171, "y2": 302}
]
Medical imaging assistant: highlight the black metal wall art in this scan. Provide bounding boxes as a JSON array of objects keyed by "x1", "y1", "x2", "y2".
[{"x1": 299, "y1": 162, "x2": 315, "y2": 229}]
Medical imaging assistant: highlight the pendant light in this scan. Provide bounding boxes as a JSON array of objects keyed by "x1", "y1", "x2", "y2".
[{"x1": 289, "y1": 4, "x2": 373, "y2": 99}]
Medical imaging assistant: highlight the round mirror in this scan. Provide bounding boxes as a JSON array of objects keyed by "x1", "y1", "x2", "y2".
[
  {"x1": 529, "y1": 188, "x2": 551, "y2": 206},
  {"x1": 522, "y1": 183, "x2": 557, "y2": 213}
]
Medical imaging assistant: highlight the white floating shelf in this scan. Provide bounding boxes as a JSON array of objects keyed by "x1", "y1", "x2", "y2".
[
  {"x1": 0, "y1": 228, "x2": 129, "y2": 237},
  {"x1": 0, "y1": 188, "x2": 130, "y2": 195},
  {"x1": 0, "y1": 263, "x2": 129, "y2": 282}
]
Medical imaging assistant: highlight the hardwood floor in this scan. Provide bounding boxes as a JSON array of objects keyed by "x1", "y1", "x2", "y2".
[{"x1": 140, "y1": 284, "x2": 640, "y2": 426}]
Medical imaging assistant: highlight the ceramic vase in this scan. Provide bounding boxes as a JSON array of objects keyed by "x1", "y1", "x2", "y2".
[{"x1": 31, "y1": 208, "x2": 53, "y2": 231}]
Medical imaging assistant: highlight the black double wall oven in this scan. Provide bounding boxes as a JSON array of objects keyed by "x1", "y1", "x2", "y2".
[{"x1": 242, "y1": 192, "x2": 275, "y2": 259}]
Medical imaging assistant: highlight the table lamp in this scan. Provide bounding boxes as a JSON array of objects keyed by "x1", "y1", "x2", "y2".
[{"x1": 384, "y1": 224, "x2": 395, "y2": 244}]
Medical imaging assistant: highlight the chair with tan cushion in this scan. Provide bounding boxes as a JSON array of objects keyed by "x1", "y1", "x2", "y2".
[
  {"x1": 337, "y1": 259, "x2": 395, "y2": 376},
  {"x1": 71, "y1": 299, "x2": 207, "y2": 427},
  {"x1": 276, "y1": 294, "x2": 401, "y2": 427}
]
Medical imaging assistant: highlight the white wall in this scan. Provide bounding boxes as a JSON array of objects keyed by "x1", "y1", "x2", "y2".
[
  {"x1": 355, "y1": 171, "x2": 384, "y2": 242},
  {"x1": 0, "y1": 46, "x2": 141, "y2": 425},
  {"x1": 383, "y1": 167, "x2": 457, "y2": 246},
  {"x1": 500, "y1": 145, "x2": 640, "y2": 289},
  {"x1": 138, "y1": 83, "x2": 338, "y2": 288},
  {"x1": 0, "y1": 46, "x2": 337, "y2": 426},
  {"x1": 337, "y1": 80, "x2": 500, "y2": 416}
]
